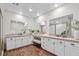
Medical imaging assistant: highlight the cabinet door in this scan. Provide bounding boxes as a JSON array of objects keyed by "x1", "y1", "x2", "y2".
[
  {"x1": 41, "y1": 37, "x2": 49, "y2": 51},
  {"x1": 22, "y1": 37, "x2": 30, "y2": 46},
  {"x1": 22, "y1": 36, "x2": 33, "y2": 46},
  {"x1": 41, "y1": 38, "x2": 56, "y2": 54},
  {"x1": 27, "y1": 36, "x2": 33, "y2": 44},
  {"x1": 48, "y1": 39, "x2": 56, "y2": 54},
  {"x1": 54, "y1": 40, "x2": 65, "y2": 56},
  {"x1": 6, "y1": 38, "x2": 16, "y2": 50},
  {"x1": 22, "y1": 37, "x2": 28, "y2": 46},
  {"x1": 65, "y1": 41, "x2": 79, "y2": 56},
  {"x1": 15, "y1": 37, "x2": 22, "y2": 48}
]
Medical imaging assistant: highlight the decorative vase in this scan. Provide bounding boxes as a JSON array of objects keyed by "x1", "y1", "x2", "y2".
[{"x1": 74, "y1": 30, "x2": 79, "y2": 39}]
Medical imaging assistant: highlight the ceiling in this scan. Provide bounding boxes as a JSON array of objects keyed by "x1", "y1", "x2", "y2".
[{"x1": 0, "y1": 3, "x2": 65, "y2": 18}]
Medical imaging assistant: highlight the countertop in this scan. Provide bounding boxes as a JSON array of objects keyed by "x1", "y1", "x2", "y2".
[
  {"x1": 4, "y1": 33, "x2": 32, "y2": 38},
  {"x1": 4, "y1": 33, "x2": 79, "y2": 43},
  {"x1": 32, "y1": 33, "x2": 79, "y2": 43}
]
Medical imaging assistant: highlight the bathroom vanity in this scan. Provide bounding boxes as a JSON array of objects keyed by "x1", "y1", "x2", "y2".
[
  {"x1": 33, "y1": 33, "x2": 79, "y2": 56},
  {"x1": 5, "y1": 34, "x2": 33, "y2": 50}
]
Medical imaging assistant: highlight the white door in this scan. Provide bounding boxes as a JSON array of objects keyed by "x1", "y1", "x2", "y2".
[
  {"x1": 6, "y1": 38, "x2": 16, "y2": 50},
  {"x1": 65, "y1": 41, "x2": 79, "y2": 56},
  {"x1": 54, "y1": 40, "x2": 65, "y2": 56}
]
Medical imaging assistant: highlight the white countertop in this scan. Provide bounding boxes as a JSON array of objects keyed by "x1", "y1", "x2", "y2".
[
  {"x1": 4, "y1": 33, "x2": 32, "y2": 38},
  {"x1": 4, "y1": 33, "x2": 79, "y2": 43},
  {"x1": 33, "y1": 33, "x2": 79, "y2": 43}
]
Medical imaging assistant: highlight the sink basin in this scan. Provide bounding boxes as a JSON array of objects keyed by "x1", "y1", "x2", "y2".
[{"x1": 33, "y1": 36, "x2": 41, "y2": 40}]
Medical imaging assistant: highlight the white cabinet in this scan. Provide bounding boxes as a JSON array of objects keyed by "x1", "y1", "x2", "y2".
[
  {"x1": 6, "y1": 38, "x2": 16, "y2": 50},
  {"x1": 41, "y1": 37, "x2": 56, "y2": 54},
  {"x1": 41, "y1": 37, "x2": 65, "y2": 56},
  {"x1": 41, "y1": 37, "x2": 79, "y2": 56},
  {"x1": 54, "y1": 40, "x2": 65, "y2": 56},
  {"x1": 6, "y1": 36, "x2": 33, "y2": 50},
  {"x1": 65, "y1": 41, "x2": 79, "y2": 56}
]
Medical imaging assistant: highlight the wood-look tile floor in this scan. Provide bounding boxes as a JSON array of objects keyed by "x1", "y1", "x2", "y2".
[{"x1": 4, "y1": 45, "x2": 55, "y2": 56}]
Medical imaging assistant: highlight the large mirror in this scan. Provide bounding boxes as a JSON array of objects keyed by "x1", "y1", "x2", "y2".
[
  {"x1": 10, "y1": 20, "x2": 27, "y2": 34},
  {"x1": 49, "y1": 14, "x2": 73, "y2": 37},
  {"x1": 56, "y1": 23, "x2": 66, "y2": 36}
]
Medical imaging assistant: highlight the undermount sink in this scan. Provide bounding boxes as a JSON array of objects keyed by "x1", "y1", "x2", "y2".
[{"x1": 33, "y1": 36, "x2": 41, "y2": 40}]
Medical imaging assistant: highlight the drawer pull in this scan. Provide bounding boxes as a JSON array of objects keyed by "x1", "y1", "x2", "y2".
[
  {"x1": 59, "y1": 41, "x2": 62, "y2": 43},
  {"x1": 71, "y1": 43, "x2": 75, "y2": 46}
]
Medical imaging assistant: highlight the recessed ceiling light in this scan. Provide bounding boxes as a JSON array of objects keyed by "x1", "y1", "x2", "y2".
[
  {"x1": 19, "y1": 12, "x2": 22, "y2": 15},
  {"x1": 54, "y1": 4, "x2": 58, "y2": 7},
  {"x1": 29, "y1": 8, "x2": 32, "y2": 12}
]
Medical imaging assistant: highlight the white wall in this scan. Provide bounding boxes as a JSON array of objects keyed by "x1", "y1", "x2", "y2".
[
  {"x1": 1, "y1": 8, "x2": 38, "y2": 36},
  {"x1": 36, "y1": 4, "x2": 79, "y2": 35}
]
